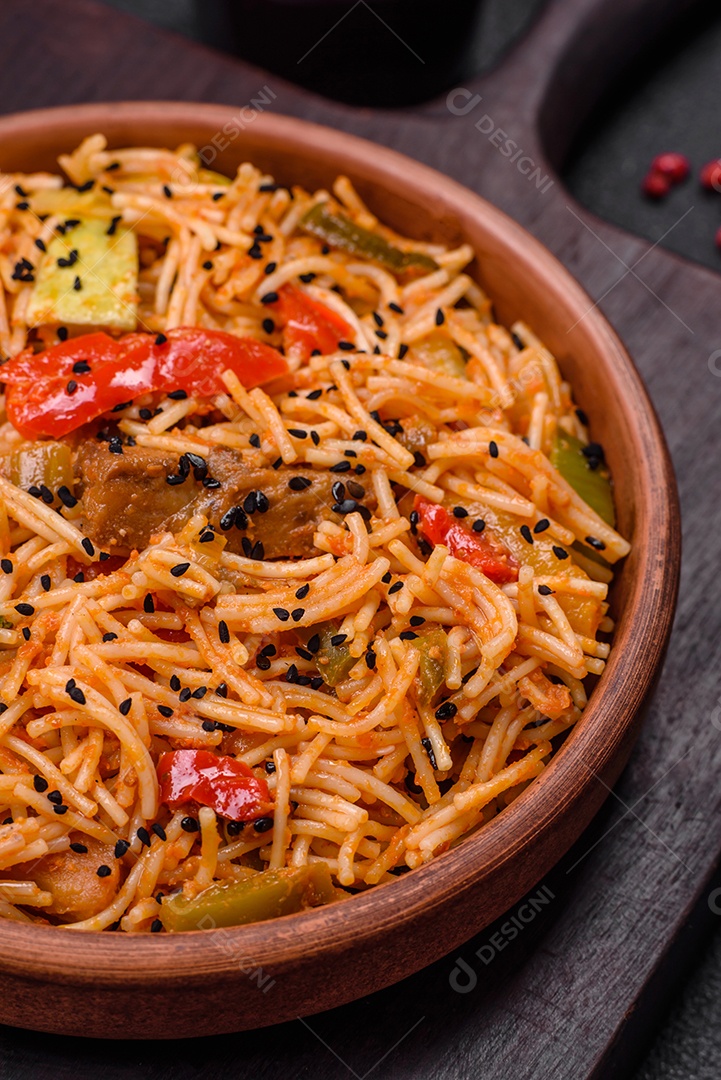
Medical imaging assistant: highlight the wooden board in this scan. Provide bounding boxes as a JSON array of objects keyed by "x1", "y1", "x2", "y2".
[{"x1": 0, "y1": 0, "x2": 716, "y2": 1076}]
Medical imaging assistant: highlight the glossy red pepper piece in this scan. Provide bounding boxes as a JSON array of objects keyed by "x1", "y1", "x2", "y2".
[
  {"x1": 414, "y1": 496, "x2": 518, "y2": 585},
  {"x1": 157, "y1": 749, "x2": 274, "y2": 823},
  {"x1": 270, "y1": 283, "x2": 353, "y2": 361},
  {"x1": 1, "y1": 328, "x2": 289, "y2": 439}
]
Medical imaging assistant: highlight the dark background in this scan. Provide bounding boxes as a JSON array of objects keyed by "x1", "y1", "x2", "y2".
[{"x1": 4, "y1": 0, "x2": 721, "y2": 1075}]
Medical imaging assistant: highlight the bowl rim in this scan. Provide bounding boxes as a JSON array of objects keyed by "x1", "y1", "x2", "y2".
[{"x1": 0, "y1": 102, "x2": 680, "y2": 985}]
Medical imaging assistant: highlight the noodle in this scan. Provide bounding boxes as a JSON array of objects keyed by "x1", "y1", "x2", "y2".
[{"x1": 0, "y1": 135, "x2": 630, "y2": 931}]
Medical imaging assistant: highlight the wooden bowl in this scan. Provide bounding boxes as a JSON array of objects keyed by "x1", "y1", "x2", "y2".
[{"x1": 0, "y1": 102, "x2": 680, "y2": 1039}]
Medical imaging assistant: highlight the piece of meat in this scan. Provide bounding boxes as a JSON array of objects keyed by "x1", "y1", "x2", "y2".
[
  {"x1": 75, "y1": 440, "x2": 374, "y2": 559},
  {"x1": 4, "y1": 833, "x2": 120, "y2": 922}
]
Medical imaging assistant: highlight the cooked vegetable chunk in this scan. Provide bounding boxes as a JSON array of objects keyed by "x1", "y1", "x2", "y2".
[
  {"x1": 301, "y1": 203, "x2": 438, "y2": 277},
  {"x1": 550, "y1": 428, "x2": 615, "y2": 527},
  {"x1": 25, "y1": 217, "x2": 138, "y2": 331},
  {"x1": 160, "y1": 864, "x2": 337, "y2": 932},
  {"x1": 7, "y1": 834, "x2": 119, "y2": 921}
]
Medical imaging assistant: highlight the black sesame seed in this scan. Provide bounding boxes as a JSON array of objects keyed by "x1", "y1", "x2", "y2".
[
  {"x1": 472, "y1": 519, "x2": 486, "y2": 533},
  {"x1": 66, "y1": 379, "x2": 78, "y2": 395},
  {"x1": 365, "y1": 650, "x2": 377, "y2": 669},
  {"x1": 1, "y1": 559, "x2": 12, "y2": 574},
  {"x1": 249, "y1": 433, "x2": 261, "y2": 449},
  {"x1": 255, "y1": 491, "x2": 270, "y2": 513},
  {"x1": 452, "y1": 506, "x2": 468, "y2": 518},
  {"x1": 168, "y1": 389, "x2": 187, "y2": 401},
  {"x1": 287, "y1": 429, "x2": 307, "y2": 440},
  {"x1": 338, "y1": 341, "x2": 354, "y2": 352},
  {"x1": 15, "y1": 603, "x2": 34, "y2": 616},
  {"x1": 218, "y1": 620, "x2": 230, "y2": 644},
  {"x1": 306, "y1": 634, "x2": 320, "y2": 655},
  {"x1": 256, "y1": 655, "x2": 271, "y2": 671},
  {"x1": 179, "y1": 687, "x2": 192, "y2": 702},
  {"x1": 330, "y1": 461, "x2": 351, "y2": 473},
  {"x1": 97, "y1": 864, "x2": 112, "y2": 878},
  {"x1": 585, "y1": 536, "x2": 606, "y2": 551},
  {"x1": 291, "y1": 607, "x2": 305, "y2": 622},
  {"x1": 28, "y1": 486, "x2": 42, "y2": 499},
  {"x1": 520, "y1": 524, "x2": 534, "y2": 544},
  {"x1": 261, "y1": 292, "x2": 279, "y2": 305},
  {"x1": 57, "y1": 327, "x2": 68, "y2": 341},
  {"x1": 102, "y1": 632, "x2": 117, "y2": 642},
  {"x1": 72, "y1": 360, "x2": 91, "y2": 375},
  {"x1": 399, "y1": 630, "x2": 418, "y2": 641},
  {"x1": 296, "y1": 582, "x2": 310, "y2": 601},
  {"x1": 381, "y1": 571, "x2": 392, "y2": 584},
  {"x1": 273, "y1": 607, "x2": 290, "y2": 622},
  {"x1": 139, "y1": 407, "x2": 153, "y2": 420},
  {"x1": 47, "y1": 789, "x2": 63, "y2": 805},
  {"x1": 264, "y1": 262, "x2": 277, "y2": 275},
  {"x1": 72, "y1": 276, "x2": 82, "y2": 292},
  {"x1": 53, "y1": 804, "x2": 68, "y2": 815},
  {"x1": 552, "y1": 546, "x2": 569, "y2": 560},
  {"x1": 151, "y1": 823, "x2": 167, "y2": 841},
  {"x1": 288, "y1": 476, "x2": 312, "y2": 492},
  {"x1": 582, "y1": 442, "x2": 605, "y2": 463},
  {"x1": 81, "y1": 538, "x2": 95, "y2": 558},
  {"x1": 410, "y1": 615, "x2": 425, "y2": 626},
  {"x1": 310, "y1": 430, "x2": 320, "y2": 446},
  {"x1": 33, "y1": 775, "x2": 49, "y2": 793},
  {"x1": 388, "y1": 581, "x2": 403, "y2": 594},
  {"x1": 181, "y1": 816, "x2": 199, "y2": 833},
  {"x1": 216, "y1": 683, "x2": 228, "y2": 698},
  {"x1": 435, "y1": 701, "x2": 457, "y2": 720},
  {"x1": 421, "y1": 736, "x2": 438, "y2": 769},
  {"x1": 144, "y1": 595, "x2": 155, "y2": 614},
  {"x1": 219, "y1": 507, "x2": 236, "y2": 531},
  {"x1": 73, "y1": 571, "x2": 85, "y2": 583},
  {"x1": 155, "y1": 333, "x2": 168, "y2": 346},
  {"x1": 170, "y1": 675, "x2": 181, "y2": 691},
  {"x1": 70, "y1": 841, "x2": 88, "y2": 854},
  {"x1": 538, "y1": 584, "x2": 554, "y2": 596},
  {"x1": 254, "y1": 817, "x2": 274, "y2": 832},
  {"x1": 106, "y1": 215, "x2": 122, "y2": 236},
  {"x1": 533, "y1": 518, "x2": 550, "y2": 534},
  {"x1": 488, "y1": 440, "x2": 499, "y2": 458},
  {"x1": 170, "y1": 562, "x2": 190, "y2": 578},
  {"x1": 250, "y1": 540, "x2": 265, "y2": 560},
  {"x1": 157, "y1": 705, "x2": 174, "y2": 717},
  {"x1": 330, "y1": 633, "x2": 347, "y2": 647}
]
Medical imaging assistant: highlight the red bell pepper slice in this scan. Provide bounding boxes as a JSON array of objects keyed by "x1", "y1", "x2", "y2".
[
  {"x1": 414, "y1": 496, "x2": 518, "y2": 585},
  {"x1": 270, "y1": 283, "x2": 353, "y2": 361},
  {"x1": 1, "y1": 328, "x2": 288, "y2": 439},
  {"x1": 157, "y1": 749, "x2": 274, "y2": 823}
]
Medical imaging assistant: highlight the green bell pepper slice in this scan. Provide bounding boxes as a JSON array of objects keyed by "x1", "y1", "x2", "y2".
[
  {"x1": 160, "y1": 863, "x2": 337, "y2": 932},
  {"x1": 300, "y1": 203, "x2": 438, "y2": 277},
  {"x1": 550, "y1": 428, "x2": 615, "y2": 527}
]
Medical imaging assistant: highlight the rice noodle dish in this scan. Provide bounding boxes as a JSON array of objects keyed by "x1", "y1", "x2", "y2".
[{"x1": 0, "y1": 135, "x2": 630, "y2": 932}]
